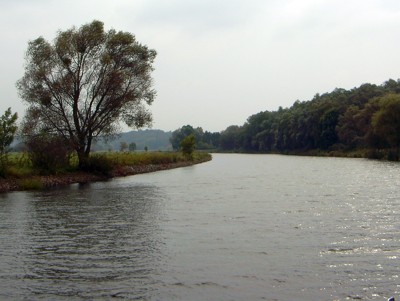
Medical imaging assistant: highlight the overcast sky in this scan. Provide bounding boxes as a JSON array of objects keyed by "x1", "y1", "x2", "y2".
[{"x1": 1, "y1": 0, "x2": 400, "y2": 132}]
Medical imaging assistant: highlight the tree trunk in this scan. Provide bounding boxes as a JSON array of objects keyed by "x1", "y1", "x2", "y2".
[{"x1": 77, "y1": 147, "x2": 89, "y2": 170}]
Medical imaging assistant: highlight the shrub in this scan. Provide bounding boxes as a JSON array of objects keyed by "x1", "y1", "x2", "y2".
[
  {"x1": 83, "y1": 154, "x2": 114, "y2": 176},
  {"x1": 26, "y1": 134, "x2": 72, "y2": 174}
]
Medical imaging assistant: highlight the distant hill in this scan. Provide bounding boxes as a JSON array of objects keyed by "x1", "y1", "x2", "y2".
[{"x1": 92, "y1": 129, "x2": 173, "y2": 151}]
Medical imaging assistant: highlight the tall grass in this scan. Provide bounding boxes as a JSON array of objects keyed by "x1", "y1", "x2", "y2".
[
  {"x1": 2, "y1": 151, "x2": 211, "y2": 178},
  {"x1": 92, "y1": 151, "x2": 211, "y2": 167},
  {"x1": 98, "y1": 151, "x2": 181, "y2": 166},
  {"x1": 4, "y1": 152, "x2": 35, "y2": 178}
]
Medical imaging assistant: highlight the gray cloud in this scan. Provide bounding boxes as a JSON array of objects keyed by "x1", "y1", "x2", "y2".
[
  {"x1": 1, "y1": 0, "x2": 400, "y2": 132},
  {"x1": 130, "y1": 0, "x2": 268, "y2": 34}
]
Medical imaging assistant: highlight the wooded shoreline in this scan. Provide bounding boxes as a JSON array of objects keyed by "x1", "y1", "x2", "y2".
[{"x1": 0, "y1": 157, "x2": 211, "y2": 193}]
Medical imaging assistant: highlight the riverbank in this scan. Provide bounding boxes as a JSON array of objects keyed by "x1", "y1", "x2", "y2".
[
  {"x1": 0, "y1": 155, "x2": 212, "y2": 193},
  {"x1": 216, "y1": 148, "x2": 400, "y2": 161}
]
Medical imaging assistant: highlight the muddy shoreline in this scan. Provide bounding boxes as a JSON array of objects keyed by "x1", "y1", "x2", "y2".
[{"x1": 0, "y1": 159, "x2": 210, "y2": 193}]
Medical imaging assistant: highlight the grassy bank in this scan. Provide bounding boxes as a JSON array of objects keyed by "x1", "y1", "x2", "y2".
[{"x1": 0, "y1": 151, "x2": 212, "y2": 192}]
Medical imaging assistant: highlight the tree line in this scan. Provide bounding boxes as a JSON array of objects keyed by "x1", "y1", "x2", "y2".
[{"x1": 171, "y1": 79, "x2": 400, "y2": 160}]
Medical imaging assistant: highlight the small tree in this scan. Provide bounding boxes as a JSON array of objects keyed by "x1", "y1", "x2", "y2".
[
  {"x1": 0, "y1": 108, "x2": 18, "y2": 175},
  {"x1": 180, "y1": 134, "x2": 196, "y2": 159},
  {"x1": 129, "y1": 142, "x2": 136, "y2": 151}
]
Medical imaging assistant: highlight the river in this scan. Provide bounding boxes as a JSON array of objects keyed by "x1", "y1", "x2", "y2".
[{"x1": 0, "y1": 154, "x2": 399, "y2": 300}]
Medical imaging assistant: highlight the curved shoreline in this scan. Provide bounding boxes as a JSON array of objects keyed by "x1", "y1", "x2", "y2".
[{"x1": 0, "y1": 158, "x2": 211, "y2": 193}]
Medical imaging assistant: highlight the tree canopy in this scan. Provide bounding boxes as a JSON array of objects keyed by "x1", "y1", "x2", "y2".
[
  {"x1": 17, "y1": 20, "x2": 156, "y2": 168},
  {"x1": 215, "y1": 79, "x2": 400, "y2": 159},
  {"x1": 170, "y1": 125, "x2": 220, "y2": 150}
]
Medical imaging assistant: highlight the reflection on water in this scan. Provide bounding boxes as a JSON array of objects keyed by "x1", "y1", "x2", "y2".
[
  {"x1": 0, "y1": 154, "x2": 400, "y2": 300},
  {"x1": 0, "y1": 184, "x2": 165, "y2": 300}
]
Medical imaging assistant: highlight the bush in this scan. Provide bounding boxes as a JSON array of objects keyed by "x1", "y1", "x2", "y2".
[
  {"x1": 83, "y1": 154, "x2": 114, "y2": 176},
  {"x1": 26, "y1": 134, "x2": 72, "y2": 174}
]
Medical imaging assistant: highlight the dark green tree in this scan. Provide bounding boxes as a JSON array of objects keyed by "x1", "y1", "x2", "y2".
[
  {"x1": 337, "y1": 105, "x2": 362, "y2": 149},
  {"x1": 170, "y1": 125, "x2": 196, "y2": 150},
  {"x1": 17, "y1": 20, "x2": 156, "y2": 169},
  {"x1": 128, "y1": 142, "x2": 136, "y2": 151},
  {"x1": 371, "y1": 94, "x2": 400, "y2": 149},
  {"x1": 180, "y1": 134, "x2": 196, "y2": 159},
  {"x1": 219, "y1": 125, "x2": 242, "y2": 150},
  {"x1": 318, "y1": 108, "x2": 340, "y2": 149},
  {"x1": 0, "y1": 108, "x2": 18, "y2": 175}
]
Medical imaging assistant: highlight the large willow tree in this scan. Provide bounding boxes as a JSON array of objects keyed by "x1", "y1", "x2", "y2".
[{"x1": 17, "y1": 20, "x2": 156, "y2": 168}]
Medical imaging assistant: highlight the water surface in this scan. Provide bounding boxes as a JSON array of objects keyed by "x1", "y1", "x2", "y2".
[{"x1": 1, "y1": 154, "x2": 399, "y2": 300}]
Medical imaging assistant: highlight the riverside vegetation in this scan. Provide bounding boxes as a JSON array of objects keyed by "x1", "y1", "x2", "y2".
[
  {"x1": 0, "y1": 151, "x2": 211, "y2": 192},
  {"x1": 0, "y1": 106, "x2": 210, "y2": 192}
]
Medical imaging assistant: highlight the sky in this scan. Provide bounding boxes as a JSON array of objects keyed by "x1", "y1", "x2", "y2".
[{"x1": 1, "y1": 0, "x2": 400, "y2": 133}]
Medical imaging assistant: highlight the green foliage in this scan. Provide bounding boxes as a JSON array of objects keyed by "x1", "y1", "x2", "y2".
[
  {"x1": 1, "y1": 152, "x2": 34, "y2": 178},
  {"x1": 0, "y1": 108, "x2": 18, "y2": 177},
  {"x1": 371, "y1": 94, "x2": 400, "y2": 148},
  {"x1": 170, "y1": 125, "x2": 195, "y2": 150},
  {"x1": 220, "y1": 125, "x2": 242, "y2": 150},
  {"x1": 170, "y1": 125, "x2": 220, "y2": 150},
  {"x1": 216, "y1": 78, "x2": 400, "y2": 160},
  {"x1": 7, "y1": 165, "x2": 34, "y2": 178},
  {"x1": 0, "y1": 108, "x2": 18, "y2": 155},
  {"x1": 180, "y1": 134, "x2": 196, "y2": 159}
]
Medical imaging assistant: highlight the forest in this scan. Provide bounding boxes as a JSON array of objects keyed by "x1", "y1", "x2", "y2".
[{"x1": 171, "y1": 79, "x2": 400, "y2": 160}]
